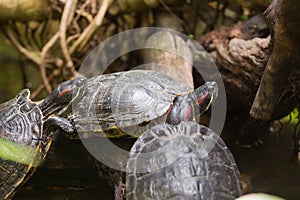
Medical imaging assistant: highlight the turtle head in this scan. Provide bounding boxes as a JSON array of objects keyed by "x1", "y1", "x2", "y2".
[
  {"x1": 166, "y1": 81, "x2": 218, "y2": 124},
  {"x1": 39, "y1": 77, "x2": 87, "y2": 117},
  {"x1": 195, "y1": 81, "x2": 218, "y2": 115}
]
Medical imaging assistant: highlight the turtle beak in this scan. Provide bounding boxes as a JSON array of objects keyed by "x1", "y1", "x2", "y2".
[{"x1": 195, "y1": 81, "x2": 218, "y2": 115}]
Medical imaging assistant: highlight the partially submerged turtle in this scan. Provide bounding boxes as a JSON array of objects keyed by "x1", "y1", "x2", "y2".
[
  {"x1": 126, "y1": 121, "x2": 243, "y2": 200},
  {"x1": 0, "y1": 77, "x2": 86, "y2": 199},
  {"x1": 72, "y1": 70, "x2": 217, "y2": 138}
]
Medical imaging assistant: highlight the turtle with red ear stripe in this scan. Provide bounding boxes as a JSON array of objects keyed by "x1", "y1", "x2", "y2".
[{"x1": 70, "y1": 70, "x2": 218, "y2": 138}]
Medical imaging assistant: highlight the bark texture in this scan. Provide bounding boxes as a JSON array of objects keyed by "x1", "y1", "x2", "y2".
[
  {"x1": 199, "y1": 10, "x2": 300, "y2": 144},
  {"x1": 199, "y1": 14, "x2": 272, "y2": 114},
  {"x1": 250, "y1": 0, "x2": 300, "y2": 120}
]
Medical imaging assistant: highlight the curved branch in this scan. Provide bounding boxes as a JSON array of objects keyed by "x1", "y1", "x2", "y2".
[
  {"x1": 59, "y1": 0, "x2": 78, "y2": 78},
  {"x1": 4, "y1": 26, "x2": 41, "y2": 65},
  {"x1": 69, "y1": 0, "x2": 112, "y2": 54},
  {"x1": 39, "y1": 32, "x2": 60, "y2": 94},
  {"x1": 31, "y1": 71, "x2": 56, "y2": 99}
]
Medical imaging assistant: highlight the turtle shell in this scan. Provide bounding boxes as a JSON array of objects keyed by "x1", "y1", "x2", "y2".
[
  {"x1": 126, "y1": 121, "x2": 243, "y2": 200},
  {"x1": 0, "y1": 78, "x2": 86, "y2": 199},
  {"x1": 73, "y1": 70, "x2": 192, "y2": 137},
  {"x1": 0, "y1": 89, "x2": 46, "y2": 199}
]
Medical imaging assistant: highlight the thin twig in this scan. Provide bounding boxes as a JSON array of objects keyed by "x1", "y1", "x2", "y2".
[
  {"x1": 70, "y1": 0, "x2": 112, "y2": 54},
  {"x1": 66, "y1": 33, "x2": 80, "y2": 44},
  {"x1": 75, "y1": 10, "x2": 94, "y2": 22},
  {"x1": 39, "y1": 32, "x2": 60, "y2": 93},
  {"x1": 60, "y1": 0, "x2": 78, "y2": 78},
  {"x1": 40, "y1": 63, "x2": 52, "y2": 93},
  {"x1": 31, "y1": 72, "x2": 56, "y2": 99},
  {"x1": 59, "y1": 0, "x2": 78, "y2": 61},
  {"x1": 13, "y1": 22, "x2": 33, "y2": 52},
  {"x1": 5, "y1": 26, "x2": 41, "y2": 65},
  {"x1": 5, "y1": 22, "x2": 53, "y2": 94},
  {"x1": 41, "y1": 32, "x2": 59, "y2": 57},
  {"x1": 157, "y1": 0, "x2": 185, "y2": 26}
]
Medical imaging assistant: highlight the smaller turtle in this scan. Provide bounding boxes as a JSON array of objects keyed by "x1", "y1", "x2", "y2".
[
  {"x1": 72, "y1": 70, "x2": 218, "y2": 138},
  {"x1": 0, "y1": 77, "x2": 86, "y2": 200},
  {"x1": 126, "y1": 121, "x2": 243, "y2": 200}
]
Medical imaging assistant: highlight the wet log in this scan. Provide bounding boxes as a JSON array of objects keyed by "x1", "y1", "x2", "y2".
[
  {"x1": 199, "y1": 14, "x2": 272, "y2": 114},
  {"x1": 0, "y1": 0, "x2": 49, "y2": 21},
  {"x1": 199, "y1": 11, "x2": 300, "y2": 144},
  {"x1": 250, "y1": 0, "x2": 300, "y2": 120}
]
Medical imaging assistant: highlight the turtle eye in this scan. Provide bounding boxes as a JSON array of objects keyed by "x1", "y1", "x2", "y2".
[{"x1": 75, "y1": 77, "x2": 86, "y2": 87}]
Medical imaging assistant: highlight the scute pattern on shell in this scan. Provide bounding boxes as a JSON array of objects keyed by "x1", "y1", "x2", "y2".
[
  {"x1": 126, "y1": 121, "x2": 243, "y2": 200},
  {"x1": 0, "y1": 160, "x2": 30, "y2": 199},
  {"x1": 0, "y1": 89, "x2": 43, "y2": 199},
  {"x1": 110, "y1": 71, "x2": 191, "y2": 127},
  {"x1": 73, "y1": 70, "x2": 191, "y2": 137},
  {"x1": 0, "y1": 89, "x2": 42, "y2": 146}
]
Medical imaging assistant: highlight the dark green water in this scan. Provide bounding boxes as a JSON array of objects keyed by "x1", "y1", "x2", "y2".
[{"x1": 10, "y1": 121, "x2": 300, "y2": 200}]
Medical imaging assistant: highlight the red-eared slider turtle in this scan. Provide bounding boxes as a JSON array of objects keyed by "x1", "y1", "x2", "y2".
[
  {"x1": 72, "y1": 70, "x2": 217, "y2": 138},
  {"x1": 0, "y1": 77, "x2": 86, "y2": 199},
  {"x1": 126, "y1": 121, "x2": 243, "y2": 200}
]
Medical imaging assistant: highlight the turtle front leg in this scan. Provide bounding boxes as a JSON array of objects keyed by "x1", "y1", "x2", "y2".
[
  {"x1": 41, "y1": 116, "x2": 78, "y2": 155},
  {"x1": 44, "y1": 116, "x2": 75, "y2": 133},
  {"x1": 43, "y1": 116, "x2": 79, "y2": 139}
]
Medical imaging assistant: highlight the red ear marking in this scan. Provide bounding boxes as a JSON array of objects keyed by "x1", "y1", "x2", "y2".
[
  {"x1": 196, "y1": 92, "x2": 208, "y2": 105},
  {"x1": 58, "y1": 87, "x2": 74, "y2": 97},
  {"x1": 166, "y1": 104, "x2": 173, "y2": 115},
  {"x1": 183, "y1": 105, "x2": 192, "y2": 122}
]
